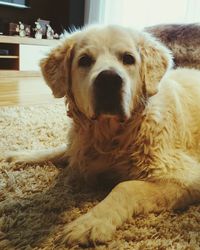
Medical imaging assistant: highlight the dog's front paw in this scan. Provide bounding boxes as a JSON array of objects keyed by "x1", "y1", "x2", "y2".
[{"x1": 60, "y1": 212, "x2": 116, "y2": 246}]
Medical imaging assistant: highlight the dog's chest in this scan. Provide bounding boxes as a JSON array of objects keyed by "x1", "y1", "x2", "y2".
[
  {"x1": 69, "y1": 115, "x2": 158, "y2": 182},
  {"x1": 76, "y1": 146, "x2": 145, "y2": 184}
]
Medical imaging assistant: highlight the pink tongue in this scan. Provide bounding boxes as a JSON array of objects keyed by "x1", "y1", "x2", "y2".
[
  {"x1": 67, "y1": 110, "x2": 72, "y2": 118},
  {"x1": 97, "y1": 114, "x2": 123, "y2": 123},
  {"x1": 91, "y1": 113, "x2": 128, "y2": 123}
]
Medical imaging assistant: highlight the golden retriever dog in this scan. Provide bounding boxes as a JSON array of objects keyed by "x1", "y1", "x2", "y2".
[{"x1": 6, "y1": 25, "x2": 200, "y2": 246}]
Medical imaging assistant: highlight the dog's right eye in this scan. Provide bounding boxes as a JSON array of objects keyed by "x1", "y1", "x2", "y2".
[
  {"x1": 78, "y1": 55, "x2": 93, "y2": 67},
  {"x1": 122, "y1": 53, "x2": 135, "y2": 65}
]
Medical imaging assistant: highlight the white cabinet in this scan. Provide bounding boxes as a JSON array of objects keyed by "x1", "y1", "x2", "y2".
[
  {"x1": 0, "y1": 36, "x2": 58, "y2": 76},
  {"x1": 19, "y1": 44, "x2": 51, "y2": 71}
]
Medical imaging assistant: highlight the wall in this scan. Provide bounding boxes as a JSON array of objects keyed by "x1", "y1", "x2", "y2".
[{"x1": 0, "y1": 0, "x2": 85, "y2": 35}]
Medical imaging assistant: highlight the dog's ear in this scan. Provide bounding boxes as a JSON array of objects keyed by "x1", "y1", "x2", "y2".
[
  {"x1": 40, "y1": 38, "x2": 75, "y2": 98},
  {"x1": 139, "y1": 32, "x2": 173, "y2": 96}
]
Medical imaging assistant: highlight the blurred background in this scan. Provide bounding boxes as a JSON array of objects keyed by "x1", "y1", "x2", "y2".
[
  {"x1": 85, "y1": 0, "x2": 200, "y2": 28},
  {"x1": 1, "y1": 0, "x2": 200, "y2": 35}
]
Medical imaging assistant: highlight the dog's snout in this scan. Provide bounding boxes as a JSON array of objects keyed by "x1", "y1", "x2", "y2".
[
  {"x1": 93, "y1": 70, "x2": 125, "y2": 118},
  {"x1": 94, "y1": 70, "x2": 123, "y2": 90}
]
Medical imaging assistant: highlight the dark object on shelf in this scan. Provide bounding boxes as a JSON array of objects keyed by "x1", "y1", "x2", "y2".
[
  {"x1": 0, "y1": 18, "x2": 3, "y2": 35},
  {"x1": 8, "y1": 23, "x2": 18, "y2": 36},
  {"x1": 0, "y1": 49, "x2": 9, "y2": 55}
]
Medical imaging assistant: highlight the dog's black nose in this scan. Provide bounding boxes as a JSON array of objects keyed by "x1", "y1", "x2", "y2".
[
  {"x1": 93, "y1": 70, "x2": 124, "y2": 117},
  {"x1": 94, "y1": 70, "x2": 123, "y2": 89}
]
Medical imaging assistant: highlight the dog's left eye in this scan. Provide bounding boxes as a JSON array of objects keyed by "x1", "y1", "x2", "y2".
[
  {"x1": 78, "y1": 55, "x2": 94, "y2": 68},
  {"x1": 122, "y1": 53, "x2": 135, "y2": 65}
]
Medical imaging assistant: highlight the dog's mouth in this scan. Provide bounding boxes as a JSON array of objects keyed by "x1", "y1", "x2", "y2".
[
  {"x1": 92, "y1": 90, "x2": 127, "y2": 122},
  {"x1": 93, "y1": 99, "x2": 126, "y2": 121}
]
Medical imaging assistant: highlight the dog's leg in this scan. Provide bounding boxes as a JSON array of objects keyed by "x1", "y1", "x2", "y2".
[
  {"x1": 3, "y1": 144, "x2": 68, "y2": 164},
  {"x1": 61, "y1": 177, "x2": 200, "y2": 246}
]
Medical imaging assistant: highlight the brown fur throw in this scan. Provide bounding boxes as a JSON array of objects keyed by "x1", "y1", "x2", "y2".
[{"x1": 146, "y1": 24, "x2": 200, "y2": 69}]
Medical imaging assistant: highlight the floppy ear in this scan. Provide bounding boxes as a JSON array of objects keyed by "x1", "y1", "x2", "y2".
[
  {"x1": 40, "y1": 39, "x2": 75, "y2": 98},
  {"x1": 139, "y1": 32, "x2": 173, "y2": 96}
]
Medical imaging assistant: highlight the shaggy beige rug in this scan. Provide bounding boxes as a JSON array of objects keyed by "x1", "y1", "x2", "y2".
[{"x1": 0, "y1": 103, "x2": 200, "y2": 250}]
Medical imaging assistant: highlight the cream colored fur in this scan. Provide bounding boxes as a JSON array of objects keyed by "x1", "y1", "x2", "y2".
[{"x1": 5, "y1": 25, "x2": 200, "y2": 246}]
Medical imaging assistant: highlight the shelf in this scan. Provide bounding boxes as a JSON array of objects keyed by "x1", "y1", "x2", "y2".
[
  {"x1": 0, "y1": 35, "x2": 60, "y2": 46},
  {"x1": 0, "y1": 55, "x2": 19, "y2": 59},
  {"x1": 0, "y1": 35, "x2": 58, "y2": 75}
]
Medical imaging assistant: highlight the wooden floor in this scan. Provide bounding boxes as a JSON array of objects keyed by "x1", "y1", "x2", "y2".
[{"x1": 0, "y1": 77, "x2": 62, "y2": 106}]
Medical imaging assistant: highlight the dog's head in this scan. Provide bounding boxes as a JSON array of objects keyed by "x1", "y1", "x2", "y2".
[{"x1": 40, "y1": 25, "x2": 172, "y2": 122}]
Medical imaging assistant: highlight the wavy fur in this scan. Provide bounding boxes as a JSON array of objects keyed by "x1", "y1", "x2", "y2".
[{"x1": 6, "y1": 25, "x2": 200, "y2": 246}]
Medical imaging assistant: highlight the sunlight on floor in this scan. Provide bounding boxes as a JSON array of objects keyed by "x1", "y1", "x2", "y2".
[{"x1": 0, "y1": 77, "x2": 63, "y2": 106}]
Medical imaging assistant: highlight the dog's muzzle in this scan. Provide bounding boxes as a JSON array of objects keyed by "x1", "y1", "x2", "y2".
[{"x1": 92, "y1": 70, "x2": 126, "y2": 121}]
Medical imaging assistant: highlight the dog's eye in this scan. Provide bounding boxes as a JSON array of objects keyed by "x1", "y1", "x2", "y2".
[
  {"x1": 78, "y1": 55, "x2": 93, "y2": 67},
  {"x1": 122, "y1": 53, "x2": 135, "y2": 65}
]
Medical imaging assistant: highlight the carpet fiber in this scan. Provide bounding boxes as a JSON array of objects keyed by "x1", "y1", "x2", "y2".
[{"x1": 0, "y1": 103, "x2": 200, "y2": 250}]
